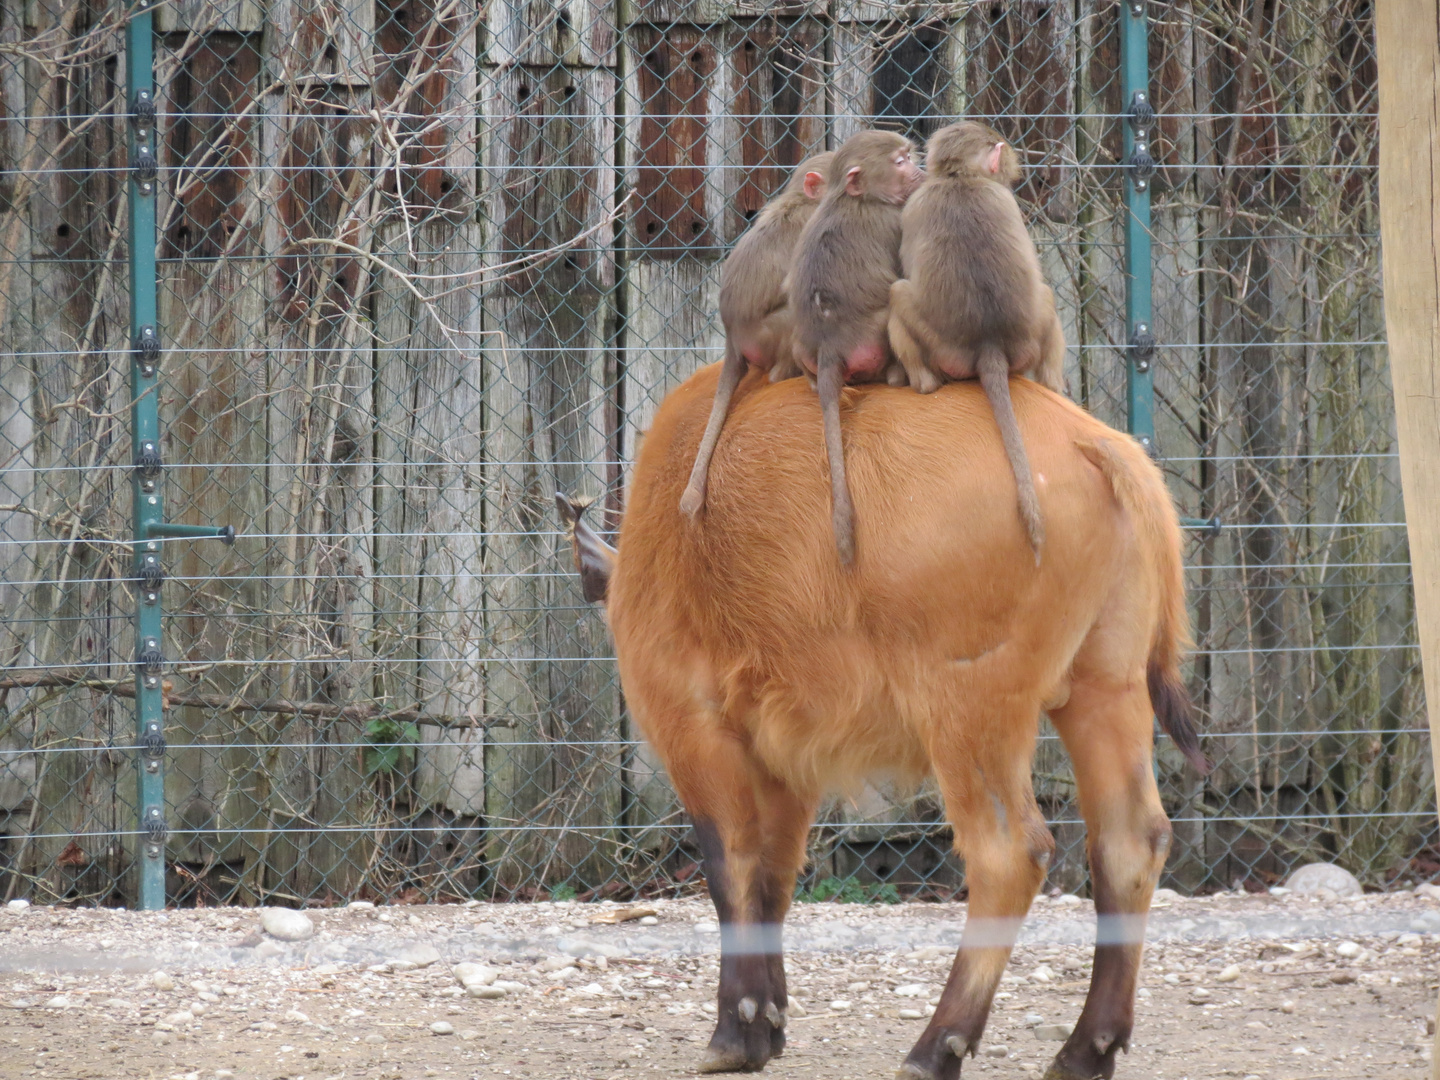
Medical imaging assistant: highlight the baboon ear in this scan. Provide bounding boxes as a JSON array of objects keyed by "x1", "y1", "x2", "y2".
[
  {"x1": 803, "y1": 171, "x2": 825, "y2": 200},
  {"x1": 844, "y1": 165, "x2": 864, "y2": 197},
  {"x1": 986, "y1": 141, "x2": 1006, "y2": 176}
]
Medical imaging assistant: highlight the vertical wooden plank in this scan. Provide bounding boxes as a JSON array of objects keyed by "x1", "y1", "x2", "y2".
[
  {"x1": 12, "y1": 15, "x2": 132, "y2": 900},
  {"x1": 155, "y1": 0, "x2": 264, "y2": 34},
  {"x1": 155, "y1": 31, "x2": 272, "y2": 889},
  {"x1": 486, "y1": 0, "x2": 617, "y2": 68},
  {"x1": 831, "y1": 19, "x2": 966, "y2": 145},
  {"x1": 481, "y1": 59, "x2": 620, "y2": 890},
  {"x1": 716, "y1": 19, "x2": 826, "y2": 241},
  {"x1": 966, "y1": 0, "x2": 1076, "y2": 221},
  {"x1": 255, "y1": 45, "x2": 376, "y2": 897},
  {"x1": 265, "y1": 0, "x2": 374, "y2": 87},
  {"x1": 369, "y1": 0, "x2": 488, "y2": 894}
]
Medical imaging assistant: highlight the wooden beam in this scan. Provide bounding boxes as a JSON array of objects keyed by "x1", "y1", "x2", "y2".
[{"x1": 1376, "y1": 4, "x2": 1440, "y2": 1074}]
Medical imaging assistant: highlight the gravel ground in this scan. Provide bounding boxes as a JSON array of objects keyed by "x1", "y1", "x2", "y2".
[{"x1": 1, "y1": 887, "x2": 1437, "y2": 1080}]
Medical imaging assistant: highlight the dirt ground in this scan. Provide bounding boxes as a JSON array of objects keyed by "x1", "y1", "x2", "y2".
[{"x1": 0, "y1": 887, "x2": 1436, "y2": 1080}]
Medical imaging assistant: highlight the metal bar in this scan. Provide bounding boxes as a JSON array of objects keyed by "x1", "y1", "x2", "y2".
[
  {"x1": 1121, "y1": 1, "x2": 1154, "y2": 451},
  {"x1": 127, "y1": 4, "x2": 166, "y2": 911},
  {"x1": 144, "y1": 523, "x2": 236, "y2": 543}
]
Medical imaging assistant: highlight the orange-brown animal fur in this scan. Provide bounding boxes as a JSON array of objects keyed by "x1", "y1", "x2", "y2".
[{"x1": 594, "y1": 366, "x2": 1204, "y2": 1079}]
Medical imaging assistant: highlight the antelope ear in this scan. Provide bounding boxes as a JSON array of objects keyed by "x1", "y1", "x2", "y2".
[
  {"x1": 986, "y1": 141, "x2": 1006, "y2": 176},
  {"x1": 803, "y1": 171, "x2": 825, "y2": 200},
  {"x1": 844, "y1": 165, "x2": 863, "y2": 197}
]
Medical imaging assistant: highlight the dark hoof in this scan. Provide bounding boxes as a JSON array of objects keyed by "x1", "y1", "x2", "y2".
[
  {"x1": 1044, "y1": 1032, "x2": 1125, "y2": 1080},
  {"x1": 899, "y1": 1029, "x2": 973, "y2": 1080},
  {"x1": 700, "y1": 995, "x2": 785, "y2": 1073},
  {"x1": 699, "y1": 1046, "x2": 761, "y2": 1074}
]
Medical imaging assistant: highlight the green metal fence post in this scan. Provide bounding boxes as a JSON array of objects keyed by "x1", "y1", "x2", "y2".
[
  {"x1": 1120, "y1": 0, "x2": 1156, "y2": 452},
  {"x1": 126, "y1": 2, "x2": 166, "y2": 911}
]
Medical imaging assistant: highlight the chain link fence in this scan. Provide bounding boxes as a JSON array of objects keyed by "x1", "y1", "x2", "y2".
[{"x1": 0, "y1": 0, "x2": 1431, "y2": 907}]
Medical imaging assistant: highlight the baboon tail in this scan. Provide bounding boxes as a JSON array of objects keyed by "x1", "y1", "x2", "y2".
[
  {"x1": 816, "y1": 352, "x2": 856, "y2": 566},
  {"x1": 1076, "y1": 437, "x2": 1210, "y2": 775},
  {"x1": 555, "y1": 493, "x2": 617, "y2": 605},
  {"x1": 976, "y1": 348, "x2": 1044, "y2": 562}
]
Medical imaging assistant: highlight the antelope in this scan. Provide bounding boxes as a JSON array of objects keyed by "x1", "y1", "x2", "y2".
[{"x1": 557, "y1": 364, "x2": 1206, "y2": 1080}]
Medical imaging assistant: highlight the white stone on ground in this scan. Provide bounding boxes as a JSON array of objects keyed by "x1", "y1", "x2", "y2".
[
  {"x1": 152, "y1": 971, "x2": 176, "y2": 991},
  {"x1": 1034, "y1": 1023, "x2": 1072, "y2": 1041},
  {"x1": 259, "y1": 908, "x2": 314, "y2": 942},
  {"x1": 1285, "y1": 862, "x2": 1362, "y2": 898},
  {"x1": 455, "y1": 962, "x2": 499, "y2": 987},
  {"x1": 1216, "y1": 964, "x2": 1241, "y2": 982},
  {"x1": 430, "y1": 1021, "x2": 454, "y2": 1035},
  {"x1": 830, "y1": 1000, "x2": 852, "y2": 1011},
  {"x1": 787, "y1": 996, "x2": 807, "y2": 1018},
  {"x1": 389, "y1": 943, "x2": 442, "y2": 971}
]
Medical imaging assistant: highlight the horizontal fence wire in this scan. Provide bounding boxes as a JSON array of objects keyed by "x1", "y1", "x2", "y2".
[{"x1": 0, "y1": 0, "x2": 1433, "y2": 908}]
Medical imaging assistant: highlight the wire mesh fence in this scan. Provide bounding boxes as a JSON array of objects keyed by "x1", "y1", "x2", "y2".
[{"x1": 0, "y1": 0, "x2": 1432, "y2": 908}]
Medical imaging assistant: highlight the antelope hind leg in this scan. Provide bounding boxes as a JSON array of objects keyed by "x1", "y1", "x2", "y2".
[
  {"x1": 1044, "y1": 681, "x2": 1172, "y2": 1079},
  {"x1": 899, "y1": 705, "x2": 1053, "y2": 1079}
]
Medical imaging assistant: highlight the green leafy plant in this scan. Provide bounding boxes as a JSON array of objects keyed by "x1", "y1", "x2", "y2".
[
  {"x1": 363, "y1": 718, "x2": 420, "y2": 777},
  {"x1": 550, "y1": 884, "x2": 578, "y2": 902},
  {"x1": 796, "y1": 877, "x2": 900, "y2": 904}
]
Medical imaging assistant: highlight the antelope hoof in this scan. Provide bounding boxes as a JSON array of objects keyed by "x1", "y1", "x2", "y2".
[
  {"x1": 1044, "y1": 1029, "x2": 1127, "y2": 1080},
  {"x1": 698, "y1": 1046, "x2": 755, "y2": 1074},
  {"x1": 737, "y1": 997, "x2": 758, "y2": 1024},
  {"x1": 899, "y1": 1025, "x2": 977, "y2": 1079},
  {"x1": 764, "y1": 1001, "x2": 784, "y2": 1028}
]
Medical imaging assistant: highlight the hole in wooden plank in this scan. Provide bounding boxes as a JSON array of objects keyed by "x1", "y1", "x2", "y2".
[
  {"x1": 691, "y1": 50, "x2": 703, "y2": 62},
  {"x1": 691, "y1": 220, "x2": 703, "y2": 234},
  {"x1": 56, "y1": 224, "x2": 71, "y2": 238},
  {"x1": 645, "y1": 221, "x2": 657, "y2": 235},
  {"x1": 564, "y1": 84, "x2": 576, "y2": 97},
  {"x1": 325, "y1": 44, "x2": 337, "y2": 63},
  {"x1": 518, "y1": 83, "x2": 531, "y2": 99}
]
